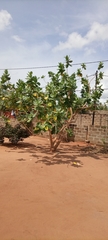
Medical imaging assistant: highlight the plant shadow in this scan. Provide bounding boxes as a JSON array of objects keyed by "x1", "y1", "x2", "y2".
[
  {"x1": 2, "y1": 139, "x2": 104, "y2": 165},
  {"x1": 35, "y1": 155, "x2": 83, "y2": 167}
]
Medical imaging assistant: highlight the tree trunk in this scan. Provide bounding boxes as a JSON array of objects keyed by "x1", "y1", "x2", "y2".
[
  {"x1": 53, "y1": 139, "x2": 61, "y2": 151},
  {"x1": 48, "y1": 130, "x2": 54, "y2": 151}
]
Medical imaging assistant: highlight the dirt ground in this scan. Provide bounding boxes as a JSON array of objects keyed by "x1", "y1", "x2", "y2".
[{"x1": 0, "y1": 136, "x2": 108, "y2": 240}]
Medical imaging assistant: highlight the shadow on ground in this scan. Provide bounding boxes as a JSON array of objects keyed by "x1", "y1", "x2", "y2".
[
  {"x1": 2, "y1": 139, "x2": 106, "y2": 167},
  {"x1": 35, "y1": 155, "x2": 83, "y2": 167}
]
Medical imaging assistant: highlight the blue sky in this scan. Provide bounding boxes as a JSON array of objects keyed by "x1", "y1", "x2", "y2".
[{"x1": 0, "y1": 0, "x2": 108, "y2": 102}]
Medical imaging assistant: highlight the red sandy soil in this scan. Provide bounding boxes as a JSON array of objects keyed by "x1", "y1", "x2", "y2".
[{"x1": 0, "y1": 136, "x2": 108, "y2": 240}]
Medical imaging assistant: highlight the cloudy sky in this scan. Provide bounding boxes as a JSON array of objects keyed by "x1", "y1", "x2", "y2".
[{"x1": 0, "y1": 0, "x2": 108, "y2": 102}]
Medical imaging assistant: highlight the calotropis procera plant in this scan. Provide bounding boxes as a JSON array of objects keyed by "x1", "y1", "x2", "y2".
[
  {"x1": 0, "y1": 56, "x2": 104, "y2": 150},
  {"x1": 34, "y1": 57, "x2": 104, "y2": 151}
]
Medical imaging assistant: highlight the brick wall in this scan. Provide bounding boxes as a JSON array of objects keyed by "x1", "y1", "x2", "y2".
[
  {"x1": 0, "y1": 117, "x2": 19, "y2": 127},
  {"x1": 72, "y1": 111, "x2": 108, "y2": 144}
]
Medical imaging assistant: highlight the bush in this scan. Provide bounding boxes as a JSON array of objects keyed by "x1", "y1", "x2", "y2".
[{"x1": 0, "y1": 123, "x2": 30, "y2": 144}]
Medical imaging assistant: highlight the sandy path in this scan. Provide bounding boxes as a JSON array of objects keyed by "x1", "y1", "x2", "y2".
[{"x1": 0, "y1": 136, "x2": 108, "y2": 240}]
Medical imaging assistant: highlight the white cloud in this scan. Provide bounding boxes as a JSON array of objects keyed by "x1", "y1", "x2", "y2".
[
  {"x1": 54, "y1": 22, "x2": 108, "y2": 51},
  {"x1": 0, "y1": 10, "x2": 12, "y2": 31},
  {"x1": 86, "y1": 22, "x2": 108, "y2": 42},
  {"x1": 12, "y1": 35, "x2": 25, "y2": 42},
  {"x1": 54, "y1": 32, "x2": 87, "y2": 51}
]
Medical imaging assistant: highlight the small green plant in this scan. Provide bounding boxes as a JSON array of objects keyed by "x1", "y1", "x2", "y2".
[
  {"x1": 102, "y1": 138, "x2": 108, "y2": 145},
  {"x1": 101, "y1": 138, "x2": 108, "y2": 153},
  {"x1": 66, "y1": 128, "x2": 74, "y2": 137},
  {"x1": 66, "y1": 128, "x2": 75, "y2": 142}
]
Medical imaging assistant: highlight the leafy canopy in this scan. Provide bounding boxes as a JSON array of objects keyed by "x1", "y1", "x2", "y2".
[{"x1": 0, "y1": 56, "x2": 104, "y2": 136}]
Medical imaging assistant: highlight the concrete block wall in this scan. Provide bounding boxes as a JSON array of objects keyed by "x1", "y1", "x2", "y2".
[
  {"x1": 73, "y1": 111, "x2": 108, "y2": 127},
  {"x1": 74, "y1": 125, "x2": 108, "y2": 144},
  {"x1": 88, "y1": 126, "x2": 108, "y2": 144},
  {"x1": 72, "y1": 111, "x2": 108, "y2": 144}
]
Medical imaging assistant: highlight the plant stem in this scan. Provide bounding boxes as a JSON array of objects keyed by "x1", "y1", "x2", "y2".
[{"x1": 48, "y1": 130, "x2": 53, "y2": 150}]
